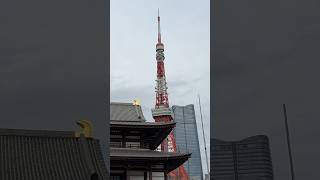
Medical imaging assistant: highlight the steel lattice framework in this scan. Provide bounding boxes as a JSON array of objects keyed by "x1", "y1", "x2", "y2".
[{"x1": 151, "y1": 10, "x2": 189, "y2": 180}]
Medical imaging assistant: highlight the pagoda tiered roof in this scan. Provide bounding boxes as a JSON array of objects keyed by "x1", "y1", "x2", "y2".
[
  {"x1": 110, "y1": 102, "x2": 191, "y2": 174},
  {"x1": 110, "y1": 148, "x2": 191, "y2": 172}
]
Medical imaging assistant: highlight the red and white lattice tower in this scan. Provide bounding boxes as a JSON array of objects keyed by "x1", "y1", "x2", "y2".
[{"x1": 151, "y1": 10, "x2": 189, "y2": 180}]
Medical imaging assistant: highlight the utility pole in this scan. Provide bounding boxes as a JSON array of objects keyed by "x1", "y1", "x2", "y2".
[
  {"x1": 198, "y1": 94, "x2": 210, "y2": 177},
  {"x1": 282, "y1": 104, "x2": 295, "y2": 180}
]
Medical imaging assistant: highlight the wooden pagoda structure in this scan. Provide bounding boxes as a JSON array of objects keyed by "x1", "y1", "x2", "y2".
[{"x1": 110, "y1": 102, "x2": 191, "y2": 180}]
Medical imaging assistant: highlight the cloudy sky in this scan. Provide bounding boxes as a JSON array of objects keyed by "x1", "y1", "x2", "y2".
[
  {"x1": 0, "y1": 0, "x2": 109, "y2": 168},
  {"x1": 214, "y1": 0, "x2": 320, "y2": 179},
  {"x1": 110, "y1": 0, "x2": 210, "y2": 175}
]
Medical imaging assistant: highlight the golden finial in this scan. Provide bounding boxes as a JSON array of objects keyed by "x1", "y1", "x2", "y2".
[
  {"x1": 133, "y1": 99, "x2": 141, "y2": 106},
  {"x1": 75, "y1": 119, "x2": 93, "y2": 137}
]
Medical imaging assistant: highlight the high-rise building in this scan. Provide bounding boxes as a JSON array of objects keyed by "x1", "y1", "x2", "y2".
[
  {"x1": 172, "y1": 104, "x2": 203, "y2": 180},
  {"x1": 210, "y1": 138, "x2": 214, "y2": 180},
  {"x1": 212, "y1": 135, "x2": 274, "y2": 180}
]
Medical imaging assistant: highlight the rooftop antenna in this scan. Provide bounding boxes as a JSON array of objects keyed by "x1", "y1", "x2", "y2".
[
  {"x1": 282, "y1": 104, "x2": 295, "y2": 180},
  {"x1": 198, "y1": 94, "x2": 210, "y2": 176}
]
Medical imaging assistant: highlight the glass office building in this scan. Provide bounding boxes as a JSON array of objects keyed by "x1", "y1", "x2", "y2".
[
  {"x1": 172, "y1": 104, "x2": 203, "y2": 180},
  {"x1": 212, "y1": 135, "x2": 274, "y2": 180}
]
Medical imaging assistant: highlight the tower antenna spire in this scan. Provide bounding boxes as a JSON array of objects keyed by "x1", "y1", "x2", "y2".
[{"x1": 157, "y1": 8, "x2": 161, "y2": 43}]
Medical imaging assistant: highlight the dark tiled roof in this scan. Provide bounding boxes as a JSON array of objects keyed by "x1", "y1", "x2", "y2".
[
  {"x1": 110, "y1": 148, "x2": 191, "y2": 172},
  {"x1": 110, "y1": 102, "x2": 146, "y2": 122},
  {"x1": 110, "y1": 121, "x2": 175, "y2": 127},
  {"x1": 0, "y1": 128, "x2": 108, "y2": 180},
  {"x1": 110, "y1": 148, "x2": 190, "y2": 158},
  {"x1": 0, "y1": 128, "x2": 75, "y2": 137},
  {"x1": 110, "y1": 121, "x2": 175, "y2": 150}
]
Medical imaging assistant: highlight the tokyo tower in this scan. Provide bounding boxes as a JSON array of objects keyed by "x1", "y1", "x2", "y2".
[{"x1": 151, "y1": 9, "x2": 189, "y2": 180}]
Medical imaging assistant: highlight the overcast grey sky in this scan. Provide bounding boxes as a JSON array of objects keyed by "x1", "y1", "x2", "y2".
[
  {"x1": 110, "y1": 0, "x2": 210, "y2": 175},
  {"x1": 214, "y1": 0, "x2": 320, "y2": 179},
  {"x1": 0, "y1": 0, "x2": 109, "y2": 168}
]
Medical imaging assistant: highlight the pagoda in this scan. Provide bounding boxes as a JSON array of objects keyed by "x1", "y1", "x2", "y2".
[{"x1": 110, "y1": 102, "x2": 191, "y2": 180}]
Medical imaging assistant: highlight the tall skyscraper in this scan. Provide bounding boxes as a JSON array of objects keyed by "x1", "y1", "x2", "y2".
[
  {"x1": 212, "y1": 135, "x2": 274, "y2": 180},
  {"x1": 172, "y1": 104, "x2": 203, "y2": 180}
]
